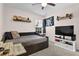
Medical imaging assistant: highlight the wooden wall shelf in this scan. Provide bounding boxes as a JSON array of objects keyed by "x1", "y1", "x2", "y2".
[
  {"x1": 57, "y1": 13, "x2": 73, "y2": 21},
  {"x1": 13, "y1": 16, "x2": 31, "y2": 23}
]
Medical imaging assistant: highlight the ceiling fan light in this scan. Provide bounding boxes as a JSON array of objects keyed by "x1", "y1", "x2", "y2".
[{"x1": 42, "y1": 3, "x2": 47, "y2": 7}]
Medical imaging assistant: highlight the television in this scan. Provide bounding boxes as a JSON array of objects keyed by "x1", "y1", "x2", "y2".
[{"x1": 55, "y1": 25, "x2": 74, "y2": 36}]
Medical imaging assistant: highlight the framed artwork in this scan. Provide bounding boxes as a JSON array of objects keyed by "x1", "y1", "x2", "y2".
[{"x1": 45, "y1": 16, "x2": 54, "y2": 26}]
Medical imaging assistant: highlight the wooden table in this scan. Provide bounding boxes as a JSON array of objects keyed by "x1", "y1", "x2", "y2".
[{"x1": 0, "y1": 42, "x2": 26, "y2": 56}]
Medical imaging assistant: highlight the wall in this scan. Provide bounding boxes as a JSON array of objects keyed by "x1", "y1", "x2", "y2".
[
  {"x1": 46, "y1": 4, "x2": 79, "y2": 50},
  {"x1": 0, "y1": 4, "x2": 3, "y2": 41},
  {"x1": 3, "y1": 6, "x2": 43, "y2": 33}
]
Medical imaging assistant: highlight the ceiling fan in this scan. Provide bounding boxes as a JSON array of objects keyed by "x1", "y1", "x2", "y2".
[{"x1": 32, "y1": 3, "x2": 56, "y2": 10}]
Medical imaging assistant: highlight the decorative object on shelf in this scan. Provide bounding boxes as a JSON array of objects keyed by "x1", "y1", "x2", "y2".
[
  {"x1": 36, "y1": 27, "x2": 43, "y2": 34},
  {"x1": 45, "y1": 16, "x2": 54, "y2": 26},
  {"x1": 57, "y1": 13, "x2": 73, "y2": 21},
  {"x1": 13, "y1": 16, "x2": 31, "y2": 23},
  {"x1": 36, "y1": 21, "x2": 39, "y2": 27}
]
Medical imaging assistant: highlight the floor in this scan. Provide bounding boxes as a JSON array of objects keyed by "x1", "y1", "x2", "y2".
[{"x1": 30, "y1": 41, "x2": 79, "y2": 56}]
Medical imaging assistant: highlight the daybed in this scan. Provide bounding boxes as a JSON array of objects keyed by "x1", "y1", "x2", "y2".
[{"x1": 2, "y1": 32, "x2": 49, "y2": 56}]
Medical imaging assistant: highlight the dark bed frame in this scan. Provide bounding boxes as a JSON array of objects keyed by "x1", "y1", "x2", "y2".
[
  {"x1": 19, "y1": 32, "x2": 49, "y2": 56},
  {"x1": 2, "y1": 32, "x2": 49, "y2": 56}
]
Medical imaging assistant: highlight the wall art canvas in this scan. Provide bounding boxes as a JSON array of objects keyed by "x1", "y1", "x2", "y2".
[{"x1": 45, "y1": 16, "x2": 54, "y2": 26}]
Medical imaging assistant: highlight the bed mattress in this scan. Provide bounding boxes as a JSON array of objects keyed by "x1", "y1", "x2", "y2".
[{"x1": 6, "y1": 35, "x2": 47, "y2": 45}]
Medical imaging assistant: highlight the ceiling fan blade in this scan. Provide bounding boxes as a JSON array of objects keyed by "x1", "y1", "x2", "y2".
[
  {"x1": 47, "y1": 3, "x2": 56, "y2": 6},
  {"x1": 32, "y1": 3, "x2": 41, "y2": 5}
]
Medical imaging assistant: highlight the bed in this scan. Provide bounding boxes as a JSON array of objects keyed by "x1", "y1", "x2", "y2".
[{"x1": 2, "y1": 32, "x2": 49, "y2": 56}]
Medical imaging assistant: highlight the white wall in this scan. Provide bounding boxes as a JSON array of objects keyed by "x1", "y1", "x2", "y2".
[
  {"x1": 0, "y1": 4, "x2": 3, "y2": 41},
  {"x1": 3, "y1": 6, "x2": 43, "y2": 33},
  {"x1": 46, "y1": 4, "x2": 79, "y2": 50}
]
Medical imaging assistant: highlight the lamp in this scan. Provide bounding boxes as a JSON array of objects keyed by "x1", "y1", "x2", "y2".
[{"x1": 42, "y1": 3, "x2": 47, "y2": 7}]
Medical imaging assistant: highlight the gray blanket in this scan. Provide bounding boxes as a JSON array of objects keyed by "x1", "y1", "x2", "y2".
[{"x1": 6, "y1": 35, "x2": 47, "y2": 45}]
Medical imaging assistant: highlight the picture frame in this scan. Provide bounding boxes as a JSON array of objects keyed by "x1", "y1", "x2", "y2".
[{"x1": 45, "y1": 16, "x2": 54, "y2": 27}]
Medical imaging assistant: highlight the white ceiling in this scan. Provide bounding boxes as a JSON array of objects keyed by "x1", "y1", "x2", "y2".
[{"x1": 4, "y1": 3, "x2": 79, "y2": 17}]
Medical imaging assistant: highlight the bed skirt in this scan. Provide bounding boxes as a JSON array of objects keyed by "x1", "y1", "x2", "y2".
[{"x1": 19, "y1": 39, "x2": 49, "y2": 56}]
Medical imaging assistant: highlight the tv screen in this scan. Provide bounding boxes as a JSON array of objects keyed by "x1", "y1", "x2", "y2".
[{"x1": 55, "y1": 25, "x2": 74, "y2": 36}]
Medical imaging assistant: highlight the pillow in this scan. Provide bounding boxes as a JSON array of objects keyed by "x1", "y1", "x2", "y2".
[
  {"x1": 11, "y1": 31, "x2": 20, "y2": 39},
  {"x1": 4, "y1": 32, "x2": 13, "y2": 40}
]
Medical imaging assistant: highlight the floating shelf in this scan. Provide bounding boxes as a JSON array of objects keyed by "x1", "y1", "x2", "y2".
[{"x1": 57, "y1": 13, "x2": 73, "y2": 21}]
